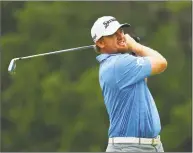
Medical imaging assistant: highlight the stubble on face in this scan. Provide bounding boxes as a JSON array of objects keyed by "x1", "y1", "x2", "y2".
[{"x1": 98, "y1": 28, "x2": 129, "y2": 53}]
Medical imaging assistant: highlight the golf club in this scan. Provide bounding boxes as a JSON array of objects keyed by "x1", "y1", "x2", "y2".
[
  {"x1": 8, "y1": 45, "x2": 96, "y2": 74},
  {"x1": 8, "y1": 36, "x2": 140, "y2": 74}
]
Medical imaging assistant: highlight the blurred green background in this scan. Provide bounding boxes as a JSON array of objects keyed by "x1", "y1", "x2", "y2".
[{"x1": 1, "y1": 1, "x2": 192, "y2": 152}]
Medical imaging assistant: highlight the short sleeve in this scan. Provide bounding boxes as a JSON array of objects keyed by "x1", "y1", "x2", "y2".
[{"x1": 115, "y1": 54, "x2": 151, "y2": 89}]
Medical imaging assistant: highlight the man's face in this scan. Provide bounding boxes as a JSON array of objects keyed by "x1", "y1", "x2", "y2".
[{"x1": 96, "y1": 28, "x2": 128, "y2": 53}]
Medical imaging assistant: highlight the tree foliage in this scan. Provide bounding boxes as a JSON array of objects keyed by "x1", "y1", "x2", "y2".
[{"x1": 1, "y1": 1, "x2": 192, "y2": 152}]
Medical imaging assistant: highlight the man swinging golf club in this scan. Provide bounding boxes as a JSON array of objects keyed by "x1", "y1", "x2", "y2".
[{"x1": 91, "y1": 16, "x2": 167, "y2": 152}]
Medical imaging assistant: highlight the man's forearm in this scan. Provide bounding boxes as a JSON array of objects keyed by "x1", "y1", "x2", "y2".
[
  {"x1": 125, "y1": 34, "x2": 167, "y2": 75},
  {"x1": 132, "y1": 43, "x2": 166, "y2": 61},
  {"x1": 132, "y1": 43, "x2": 167, "y2": 75}
]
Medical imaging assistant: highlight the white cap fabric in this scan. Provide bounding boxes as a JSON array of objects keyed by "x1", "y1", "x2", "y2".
[{"x1": 91, "y1": 16, "x2": 130, "y2": 42}]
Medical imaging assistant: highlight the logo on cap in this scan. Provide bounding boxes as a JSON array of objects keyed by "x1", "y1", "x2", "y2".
[
  {"x1": 92, "y1": 34, "x2": 97, "y2": 41},
  {"x1": 103, "y1": 18, "x2": 117, "y2": 29}
]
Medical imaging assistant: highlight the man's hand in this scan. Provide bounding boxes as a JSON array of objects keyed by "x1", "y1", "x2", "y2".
[{"x1": 124, "y1": 34, "x2": 139, "y2": 51}]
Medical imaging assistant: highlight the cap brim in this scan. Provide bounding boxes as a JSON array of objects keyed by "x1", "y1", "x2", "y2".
[
  {"x1": 121, "y1": 23, "x2": 131, "y2": 28},
  {"x1": 103, "y1": 23, "x2": 131, "y2": 36}
]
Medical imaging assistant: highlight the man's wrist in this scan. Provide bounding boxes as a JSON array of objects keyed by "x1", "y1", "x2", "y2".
[{"x1": 130, "y1": 42, "x2": 141, "y2": 53}]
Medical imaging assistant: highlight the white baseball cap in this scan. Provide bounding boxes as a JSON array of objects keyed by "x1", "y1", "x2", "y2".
[{"x1": 91, "y1": 16, "x2": 130, "y2": 43}]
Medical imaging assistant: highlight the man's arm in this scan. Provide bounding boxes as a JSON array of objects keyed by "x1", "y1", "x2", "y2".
[
  {"x1": 131, "y1": 51, "x2": 148, "y2": 82},
  {"x1": 125, "y1": 34, "x2": 168, "y2": 75}
]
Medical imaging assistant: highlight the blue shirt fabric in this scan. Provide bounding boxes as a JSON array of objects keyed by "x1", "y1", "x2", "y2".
[{"x1": 96, "y1": 53, "x2": 161, "y2": 138}]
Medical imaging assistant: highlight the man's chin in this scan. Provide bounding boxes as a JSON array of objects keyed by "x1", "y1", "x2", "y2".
[{"x1": 117, "y1": 47, "x2": 128, "y2": 52}]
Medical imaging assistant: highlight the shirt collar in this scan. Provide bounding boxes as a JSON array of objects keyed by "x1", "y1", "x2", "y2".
[{"x1": 96, "y1": 53, "x2": 121, "y2": 63}]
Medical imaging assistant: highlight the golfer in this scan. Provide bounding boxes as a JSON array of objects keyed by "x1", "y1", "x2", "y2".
[{"x1": 91, "y1": 16, "x2": 167, "y2": 152}]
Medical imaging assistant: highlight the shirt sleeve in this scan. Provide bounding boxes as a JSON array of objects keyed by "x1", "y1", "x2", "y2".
[{"x1": 114, "y1": 54, "x2": 152, "y2": 89}]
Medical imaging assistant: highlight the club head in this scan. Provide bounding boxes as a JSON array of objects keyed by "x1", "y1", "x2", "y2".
[{"x1": 8, "y1": 59, "x2": 17, "y2": 74}]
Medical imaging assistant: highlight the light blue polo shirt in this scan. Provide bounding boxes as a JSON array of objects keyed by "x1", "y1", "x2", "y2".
[{"x1": 96, "y1": 53, "x2": 161, "y2": 138}]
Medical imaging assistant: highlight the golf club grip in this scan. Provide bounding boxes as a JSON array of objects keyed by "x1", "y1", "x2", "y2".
[{"x1": 133, "y1": 36, "x2": 140, "y2": 43}]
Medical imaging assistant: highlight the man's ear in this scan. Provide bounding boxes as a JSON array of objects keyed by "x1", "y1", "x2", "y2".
[{"x1": 96, "y1": 38, "x2": 105, "y2": 49}]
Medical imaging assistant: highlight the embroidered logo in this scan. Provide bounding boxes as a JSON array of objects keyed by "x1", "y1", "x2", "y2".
[
  {"x1": 137, "y1": 58, "x2": 145, "y2": 66},
  {"x1": 103, "y1": 18, "x2": 117, "y2": 29},
  {"x1": 92, "y1": 34, "x2": 97, "y2": 41}
]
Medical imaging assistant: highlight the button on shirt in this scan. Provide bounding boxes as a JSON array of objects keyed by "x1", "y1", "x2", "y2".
[{"x1": 96, "y1": 53, "x2": 161, "y2": 138}]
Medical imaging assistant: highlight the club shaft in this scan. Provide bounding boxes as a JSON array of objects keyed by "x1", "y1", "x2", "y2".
[{"x1": 16, "y1": 45, "x2": 95, "y2": 60}]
